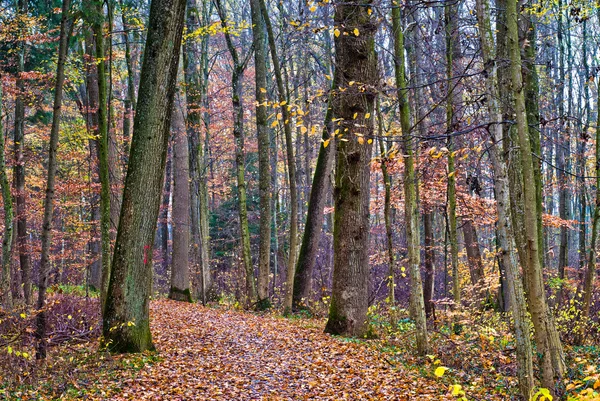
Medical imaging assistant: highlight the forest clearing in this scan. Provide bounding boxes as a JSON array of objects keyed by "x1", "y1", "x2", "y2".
[{"x1": 1, "y1": 0, "x2": 600, "y2": 399}]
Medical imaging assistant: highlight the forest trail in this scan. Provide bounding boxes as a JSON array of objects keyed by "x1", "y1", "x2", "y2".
[{"x1": 111, "y1": 300, "x2": 442, "y2": 400}]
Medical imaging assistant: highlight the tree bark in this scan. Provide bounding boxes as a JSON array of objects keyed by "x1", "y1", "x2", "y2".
[
  {"x1": 324, "y1": 0, "x2": 376, "y2": 338},
  {"x1": 215, "y1": 0, "x2": 257, "y2": 305},
  {"x1": 13, "y1": 0, "x2": 31, "y2": 305},
  {"x1": 506, "y1": 0, "x2": 565, "y2": 391},
  {"x1": 0, "y1": 80, "x2": 14, "y2": 309},
  {"x1": 102, "y1": 0, "x2": 186, "y2": 352},
  {"x1": 35, "y1": 0, "x2": 71, "y2": 358},
  {"x1": 394, "y1": 2, "x2": 428, "y2": 355},
  {"x1": 169, "y1": 93, "x2": 192, "y2": 302},
  {"x1": 259, "y1": 0, "x2": 298, "y2": 313}
]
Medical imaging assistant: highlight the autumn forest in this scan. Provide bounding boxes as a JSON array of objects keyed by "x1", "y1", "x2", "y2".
[{"x1": 0, "y1": 0, "x2": 599, "y2": 399}]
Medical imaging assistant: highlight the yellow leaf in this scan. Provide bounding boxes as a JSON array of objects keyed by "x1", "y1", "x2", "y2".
[
  {"x1": 271, "y1": 120, "x2": 278, "y2": 128},
  {"x1": 358, "y1": 136, "x2": 365, "y2": 145},
  {"x1": 323, "y1": 139, "x2": 330, "y2": 148},
  {"x1": 448, "y1": 171, "x2": 455, "y2": 178},
  {"x1": 259, "y1": 87, "x2": 267, "y2": 93},
  {"x1": 309, "y1": 5, "x2": 316, "y2": 12},
  {"x1": 434, "y1": 366, "x2": 448, "y2": 377},
  {"x1": 20, "y1": 313, "x2": 26, "y2": 319},
  {"x1": 334, "y1": 28, "x2": 340, "y2": 37},
  {"x1": 300, "y1": 126, "x2": 308, "y2": 134},
  {"x1": 367, "y1": 138, "x2": 373, "y2": 144},
  {"x1": 354, "y1": 28, "x2": 360, "y2": 36},
  {"x1": 277, "y1": 113, "x2": 283, "y2": 120},
  {"x1": 349, "y1": 81, "x2": 355, "y2": 86},
  {"x1": 68, "y1": 315, "x2": 72, "y2": 320},
  {"x1": 353, "y1": 112, "x2": 358, "y2": 119},
  {"x1": 365, "y1": 113, "x2": 371, "y2": 119},
  {"x1": 451, "y1": 384, "x2": 462, "y2": 396},
  {"x1": 367, "y1": 8, "x2": 372, "y2": 15}
]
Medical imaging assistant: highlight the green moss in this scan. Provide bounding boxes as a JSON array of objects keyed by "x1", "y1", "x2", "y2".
[{"x1": 169, "y1": 286, "x2": 193, "y2": 303}]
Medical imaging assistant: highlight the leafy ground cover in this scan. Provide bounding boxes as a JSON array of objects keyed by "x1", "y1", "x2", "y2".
[{"x1": 2, "y1": 298, "x2": 598, "y2": 400}]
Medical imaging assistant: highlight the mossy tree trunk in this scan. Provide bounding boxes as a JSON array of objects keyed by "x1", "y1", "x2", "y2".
[
  {"x1": 506, "y1": 0, "x2": 565, "y2": 392},
  {"x1": 250, "y1": 0, "x2": 272, "y2": 309},
  {"x1": 324, "y1": 0, "x2": 377, "y2": 338},
  {"x1": 215, "y1": 0, "x2": 257, "y2": 305},
  {"x1": 102, "y1": 0, "x2": 186, "y2": 353},
  {"x1": 475, "y1": 0, "x2": 535, "y2": 395},
  {"x1": 393, "y1": 1, "x2": 428, "y2": 355},
  {"x1": 0, "y1": 80, "x2": 14, "y2": 309}
]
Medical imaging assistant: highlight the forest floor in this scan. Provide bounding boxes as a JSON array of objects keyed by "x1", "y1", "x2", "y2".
[
  {"x1": 3, "y1": 297, "x2": 599, "y2": 400},
  {"x1": 95, "y1": 300, "x2": 447, "y2": 400}
]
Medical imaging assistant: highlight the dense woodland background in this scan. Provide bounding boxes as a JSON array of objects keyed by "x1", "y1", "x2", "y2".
[{"x1": 1, "y1": 0, "x2": 600, "y2": 399}]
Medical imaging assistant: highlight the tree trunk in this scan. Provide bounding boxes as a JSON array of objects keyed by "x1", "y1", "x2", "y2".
[
  {"x1": 292, "y1": 83, "x2": 335, "y2": 312},
  {"x1": 13, "y1": 0, "x2": 31, "y2": 305},
  {"x1": 35, "y1": 0, "x2": 71, "y2": 358},
  {"x1": 393, "y1": 0, "x2": 428, "y2": 354},
  {"x1": 250, "y1": 0, "x2": 271, "y2": 309},
  {"x1": 184, "y1": 0, "x2": 212, "y2": 303},
  {"x1": 506, "y1": 0, "x2": 566, "y2": 391},
  {"x1": 169, "y1": 93, "x2": 192, "y2": 302},
  {"x1": 445, "y1": 0, "x2": 460, "y2": 307},
  {"x1": 474, "y1": 0, "x2": 535, "y2": 395},
  {"x1": 215, "y1": 0, "x2": 257, "y2": 305},
  {"x1": 324, "y1": 0, "x2": 376, "y2": 338},
  {"x1": 259, "y1": 0, "x2": 298, "y2": 313},
  {"x1": 102, "y1": 0, "x2": 186, "y2": 353},
  {"x1": 0, "y1": 80, "x2": 14, "y2": 309},
  {"x1": 462, "y1": 218, "x2": 484, "y2": 289}
]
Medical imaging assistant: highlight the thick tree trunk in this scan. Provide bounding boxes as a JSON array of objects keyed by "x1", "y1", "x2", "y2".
[
  {"x1": 0, "y1": 82, "x2": 14, "y2": 309},
  {"x1": 102, "y1": 0, "x2": 186, "y2": 353},
  {"x1": 506, "y1": 0, "x2": 565, "y2": 391},
  {"x1": 462, "y1": 218, "x2": 484, "y2": 289},
  {"x1": 35, "y1": 0, "x2": 71, "y2": 358},
  {"x1": 324, "y1": 0, "x2": 376, "y2": 338}
]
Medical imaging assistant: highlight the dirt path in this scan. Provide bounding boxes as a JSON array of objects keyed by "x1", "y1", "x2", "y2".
[{"x1": 113, "y1": 300, "x2": 442, "y2": 400}]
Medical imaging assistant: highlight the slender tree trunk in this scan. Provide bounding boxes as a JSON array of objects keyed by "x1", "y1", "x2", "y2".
[
  {"x1": 35, "y1": 0, "x2": 71, "y2": 358},
  {"x1": 0, "y1": 81, "x2": 14, "y2": 309},
  {"x1": 250, "y1": 0, "x2": 271, "y2": 309},
  {"x1": 376, "y1": 97, "x2": 395, "y2": 311},
  {"x1": 324, "y1": 0, "x2": 377, "y2": 338},
  {"x1": 215, "y1": 0, "x2": 257, "y2": 305},
  {"x1": 506, "y1": 0, "x2": 565, "y2": 391},
  {"x1": 259, "y1": 0, "x2": 297, "y2": 313},
  {"x1": 393, "y1": 1, "x2": 428, "y2": 354},
  {"x1": 13, "y1": 0, "x2": 31, "y2": 305},
  {"x1": 423, "y1": 209, "x2": 435, "y2": 318},
  {"x1": 445, "y1": 0, "x2": 460, "y2": 306},
  {"x1": 85, "y1": 0, "x2": 113, "y2": 312},
  {"x1": 462, "y1": 218, "x2": 485, "y2": 289},
  {"x1": 579, "y1": 7, "x2": 600, "y2": 343},
  {"x1": 102, "y1": 0, "x2": 186, "y2": 352},
  {"x1": 169, "y1": 92, "x2": 192, "y2": 302},
  {"x1": 292, "y1": 83, "x2": 335, "y2": 312}
]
